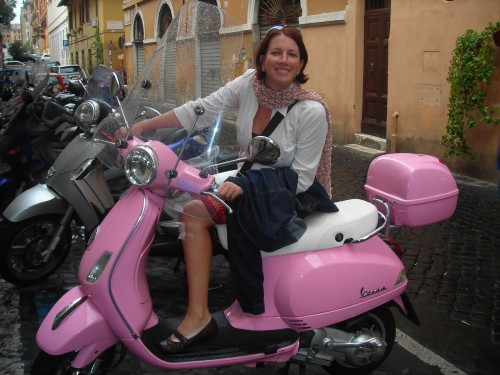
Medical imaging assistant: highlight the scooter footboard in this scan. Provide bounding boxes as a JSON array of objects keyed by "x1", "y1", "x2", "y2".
[{"x1": 36, "y1": 286, "x2": 118, "y2": 357}]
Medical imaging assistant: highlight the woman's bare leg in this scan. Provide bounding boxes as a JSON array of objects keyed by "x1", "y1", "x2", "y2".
[{"x1": 175, "y1": 200, "x2": 214, "y2": 338}]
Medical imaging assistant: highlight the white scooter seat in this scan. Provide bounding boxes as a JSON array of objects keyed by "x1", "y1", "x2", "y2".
[{"x1": 215, "y1": 198, "x2": 379, "y2": 257}]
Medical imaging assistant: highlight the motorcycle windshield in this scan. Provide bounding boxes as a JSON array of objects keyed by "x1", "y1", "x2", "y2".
[
  {"x1": 82, "y1": 65, "x2": 117, "y2": 106},
  {"x1": 13, "y1": 61, "x2": 50, "y2": 101},
  {"x1": 93, "y1": 0, "x2": 249, "y2": 221}
]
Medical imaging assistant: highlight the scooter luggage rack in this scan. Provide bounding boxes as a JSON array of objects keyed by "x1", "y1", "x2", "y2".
[{"x1": 350, "y1": 198, "x2": 391, "y2": 242}]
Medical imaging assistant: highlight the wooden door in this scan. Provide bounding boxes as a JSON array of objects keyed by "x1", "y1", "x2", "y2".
[{"x1": 361, "y1": 8, "x2": 390, "y2": 138}]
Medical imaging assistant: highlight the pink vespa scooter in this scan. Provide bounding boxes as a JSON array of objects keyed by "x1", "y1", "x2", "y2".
[
  {"x1": 31, "y1": 2, "x2": 459, "y2": 373},
  {"x1": 31, "y1": 72, "x2": 459, "y2": 374}
]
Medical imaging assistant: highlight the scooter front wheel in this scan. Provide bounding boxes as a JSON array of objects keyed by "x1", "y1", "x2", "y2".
[
  {"x1": 0, "y1": 215, "x2": 72, "y2": 286},
  {"x1": 30, "y1": 347, "x2": 116, "y2": 375},
  {"x1": 322, "y1": 308, "x2": 396, "y2": 375}
]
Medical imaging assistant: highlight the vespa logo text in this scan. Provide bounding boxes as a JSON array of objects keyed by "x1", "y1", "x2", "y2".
[{"x1": 360, "y1": 286, "x2": 387, "y2": 298}]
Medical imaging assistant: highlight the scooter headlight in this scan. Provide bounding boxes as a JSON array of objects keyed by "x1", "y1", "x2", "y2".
[
  {"x1": 124, "y1": 145, "x2": 157, "y2": 186},
  {"x1": 75, "y1": 100, "x2": 100, "y2": 131}
]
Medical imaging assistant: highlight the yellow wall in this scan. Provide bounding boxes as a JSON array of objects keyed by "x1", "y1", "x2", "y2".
[
  {"x1": 66, "y1": 0, "x2": 123, "y2": 74},
  {"x1": 388, "y1": 0, "x2": 500, "y2": 181},
  {"x1": 100, "y1": 0, "x2": 125, "y2": 71},
  {"x1": 117, "y1": 0, "x2": 500, "y2": 183},
  {"x1": 307, "y1": 0, "x2": 347, "y2": 14}
]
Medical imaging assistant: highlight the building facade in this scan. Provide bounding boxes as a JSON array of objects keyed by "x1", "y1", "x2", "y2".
[
  {"x1": 1, "y1": 23, "x2": 22, "y2": 60},
  {"x1": 118, "y1": 0, "x2": 499, "y2": 183},
  {"x1": 48, "y1": 0, "x2": 70, "y2": 64},
  {"x1": 24, "y1": 0, "x2": 500, "y2": 184},
  {"x1": 32, "y1": 0, "x2": 49, "y2": 53},
  {"x1": 57, "y1": 0, "x2": 124, "y2": 74}
]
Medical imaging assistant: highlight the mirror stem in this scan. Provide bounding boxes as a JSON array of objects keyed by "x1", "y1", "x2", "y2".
[{"x1": 199, "y1": 156, "x2": 248, "y2": 178}]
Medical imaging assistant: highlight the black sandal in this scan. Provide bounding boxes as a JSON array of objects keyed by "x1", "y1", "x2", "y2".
[{"x1": 158, "y1": 318, "x2": 218, "y2": 353}]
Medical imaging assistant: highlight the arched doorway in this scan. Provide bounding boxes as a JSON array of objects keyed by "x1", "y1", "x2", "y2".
[{"x1": 258, "y1": 0, "x2": 302, "y2": 39}]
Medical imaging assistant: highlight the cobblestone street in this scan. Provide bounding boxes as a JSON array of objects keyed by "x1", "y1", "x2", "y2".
[{"x1": 1, "y1": 144, "x2": 499, "y2": 374}]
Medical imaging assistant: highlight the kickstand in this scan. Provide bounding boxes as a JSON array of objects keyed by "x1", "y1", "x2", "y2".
[{"x1": 279, "y1": 360, "x2": 307, "y2": 375}]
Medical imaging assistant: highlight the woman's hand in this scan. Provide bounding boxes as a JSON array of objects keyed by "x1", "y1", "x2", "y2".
[
  {"x1": 131, "y1": 122, "x2": 146, "y2": 137},
  {"x1": 114, "y1": 121, "x2": 147, "y2": 140},
  {"x1": 218, "y1": 181, "x2": 243, "y2": 201},
  {"x1": 114, "y1": 126, "x2": 128, "y2": 139}
]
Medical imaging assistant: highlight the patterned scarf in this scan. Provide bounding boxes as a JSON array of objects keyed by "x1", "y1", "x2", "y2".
[{"x1": 252, "y1": 75, "x2": 333, "y2": 198}]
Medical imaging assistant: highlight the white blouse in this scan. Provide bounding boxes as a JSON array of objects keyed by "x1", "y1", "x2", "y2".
[{"x1": 174, "y1": 69, "x2": 328, "y2": 193}]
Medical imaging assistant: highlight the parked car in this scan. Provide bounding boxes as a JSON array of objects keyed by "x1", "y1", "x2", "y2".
[
  {"x1": 49, "y1": 64, "x2": 81, "y2": 84},
  {"x1": 3, "y1": 60, "x2": 25, "y2": 69}
]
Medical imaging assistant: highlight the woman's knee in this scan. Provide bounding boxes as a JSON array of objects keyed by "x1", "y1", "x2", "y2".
[
  {"x1": 182, "y1": 201, "x2": 212, "y2": 221},
  {"x1": 179, "y1": 201, "x2": 214, "y2": 236}
]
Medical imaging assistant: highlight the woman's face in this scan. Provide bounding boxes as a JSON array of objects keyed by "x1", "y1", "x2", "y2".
[{"x1": 261, "y1": 34, "x2": 304, "y2": 91}]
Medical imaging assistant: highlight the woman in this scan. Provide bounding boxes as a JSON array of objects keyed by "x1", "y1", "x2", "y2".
[{"x1": 131, "y1": 25, "x2": 334, "y2": 353}]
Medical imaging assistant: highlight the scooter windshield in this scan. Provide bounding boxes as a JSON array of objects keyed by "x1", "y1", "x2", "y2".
[{"x1": 93, "y1": 0, "x2": 247, "y2": 220}]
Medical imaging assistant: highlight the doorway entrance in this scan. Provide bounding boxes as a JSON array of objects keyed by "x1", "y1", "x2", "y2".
[{"x1": 361, "y1": 0, "x2": 391, "y2": 138}]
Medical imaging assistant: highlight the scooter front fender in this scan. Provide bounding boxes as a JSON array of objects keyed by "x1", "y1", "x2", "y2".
[
  {"x1": 36, "y1": 286, "x2": 118, "y2": 358},
  {"x1": 3, "y1": 184, "x2": 67, "y2": 222}
]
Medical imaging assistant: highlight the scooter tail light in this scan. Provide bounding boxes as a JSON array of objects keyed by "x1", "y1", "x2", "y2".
[
  {"x1": 395, "y1": 269, "x2": 407, "y2": 286},
  {"x1": 86, "y1": 251, "x2": 112, "y2": 283}
]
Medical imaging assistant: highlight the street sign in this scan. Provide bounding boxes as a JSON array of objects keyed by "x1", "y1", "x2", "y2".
[{"x1": 63, "y1": 39, "x2": 69, "y2": 47}]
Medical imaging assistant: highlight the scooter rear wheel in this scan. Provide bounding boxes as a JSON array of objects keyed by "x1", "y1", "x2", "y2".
[
  {"x1": 30, "y1": 347, "x2": 116, "y2": 375},
  {"x1": 0, "y1": 215, "x2": 72, "y2": 286},
  {"x1": 321, "y1": 308, "x2": 396, "y2": 375}
]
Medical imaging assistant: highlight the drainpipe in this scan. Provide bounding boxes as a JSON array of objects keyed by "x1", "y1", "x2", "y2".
[{"x1": 391, "y1": 111, "x2": 399, "y2": 153}]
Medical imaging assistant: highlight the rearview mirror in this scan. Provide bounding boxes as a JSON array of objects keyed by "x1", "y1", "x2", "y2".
[{"x1": 247, "y1": 136, "x2": 280, "y2": 165}]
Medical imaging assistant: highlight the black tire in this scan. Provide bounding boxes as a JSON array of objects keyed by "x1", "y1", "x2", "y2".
[
  {"x1": 31, "y1": 347, "x2": 116, "y2": 375},
  {"x1": 0, "y1": 215, "x2": 72, "y2": 286},
  {"x1": 322, "y1": 308, "x2": 396, "y2": 375}
]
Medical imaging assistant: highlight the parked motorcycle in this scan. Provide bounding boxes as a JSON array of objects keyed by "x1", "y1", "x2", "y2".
[
  {"x1": 31, "y1": 2, "x2": 459, "y2": 374},
  {"x1": 0, "y1": 65, "x2": 123, "y2": 286},
  {"x1": 0, "y1": 64, "x2": 53, "y2": 210},
  {"x1": 0, "y1": 62, "x2": 81, "y2": 212}
]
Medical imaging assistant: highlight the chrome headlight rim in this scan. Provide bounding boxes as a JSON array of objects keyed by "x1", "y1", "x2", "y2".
[
  {"x1": 124, "y1": 145, "x2": 158, "y2": 186},
  {"x1": 75, "y1": 100, "x2": 100, "y2": 131}
]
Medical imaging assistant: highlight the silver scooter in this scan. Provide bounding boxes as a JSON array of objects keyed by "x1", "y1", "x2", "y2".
[{"x1": 0, "y1": 66, "x2": 147, "y2": 286}]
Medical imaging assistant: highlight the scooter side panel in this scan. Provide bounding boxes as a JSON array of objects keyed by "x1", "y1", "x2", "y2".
[
  {"x1": 227, "y1": 236, "x2": 407, "y2": 331},
  {"x1": 36, "y1": 286, "x2": 118, "y2": 355},
  {"x1": 3, "y1": 184, "x2": 67, "y2": 221},
  {"x1": 274, "y1": 237, "x2": 403, "y2": 312}
]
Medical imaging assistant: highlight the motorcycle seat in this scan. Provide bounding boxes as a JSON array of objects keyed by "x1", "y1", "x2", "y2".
[{"x1": 212, "y1": 170, "x2": 379, "y2": 256}]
